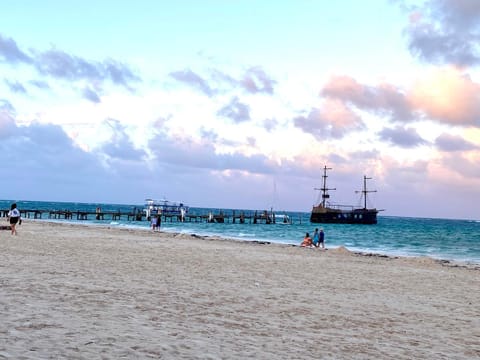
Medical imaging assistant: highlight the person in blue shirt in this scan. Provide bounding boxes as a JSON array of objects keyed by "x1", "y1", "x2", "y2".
[
  {"x1": 312, "y1": 228, "x2": 319, "y2": 247},
  {"x1": 318, "y1": 228, "x2": 325, "y2": 249}
]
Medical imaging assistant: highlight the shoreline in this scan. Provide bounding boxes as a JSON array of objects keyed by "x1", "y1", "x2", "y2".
[
  {"x1": 1, "y1": 221, "x2": 479, "y2": 358},
  {"x1": 12, "y1": 218, "x2": 480, "y2": 268}
]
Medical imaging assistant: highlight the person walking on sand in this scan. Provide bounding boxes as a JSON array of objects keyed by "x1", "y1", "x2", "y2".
[
  {"x1": 156, "y1": 214, "x2": 161, "y2": 231},
  {"x1": 7, "y1": 203, "x2": 21, "y2": 235}
]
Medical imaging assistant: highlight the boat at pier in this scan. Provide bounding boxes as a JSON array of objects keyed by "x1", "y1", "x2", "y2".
[
  {"x1": 143, "y1": 198, "x2": 189, "y2": 220},
  {"x1": 310, "y1": 166, "x2": 380, "y2": 224},
  {"x1": 274, "y1": 213, "x2": 291, "y2": 224}
]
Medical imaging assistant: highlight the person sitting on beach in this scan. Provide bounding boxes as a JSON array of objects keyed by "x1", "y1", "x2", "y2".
[
  {"x1": 301, "y1": 232, "x2": 313, "y2": 247},
  {"x1": 7, "y1": 203, "x2": 21, "y2": 236}
]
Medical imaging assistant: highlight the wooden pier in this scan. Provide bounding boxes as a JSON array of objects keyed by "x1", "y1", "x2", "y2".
[
  {"x1": 0, "y1": 208, "x2": 302, "y2": 225},
  {"x1": 0, "y1": 209, "x2": 142, "y2": 221}
]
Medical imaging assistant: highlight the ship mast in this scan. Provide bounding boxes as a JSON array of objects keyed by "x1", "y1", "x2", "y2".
[
  {"x1": 314, "y1": 165, "x2": 336, "y2": 207},
  {"x1": 355, "y1": 175, "x2": 377, "y2": 209}
]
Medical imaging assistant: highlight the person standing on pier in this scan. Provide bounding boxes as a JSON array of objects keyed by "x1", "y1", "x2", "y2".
[
  {"x1": 7, "y1": 203, "x2": 21, "y2": 235},
  {"x1": 95, "y1": 207, "x2": 102, "y2": 220}
]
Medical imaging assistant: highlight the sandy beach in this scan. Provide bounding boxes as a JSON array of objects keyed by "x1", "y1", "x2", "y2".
[{"x1": 0, "y1": 221, "x2": 479, "y2": 359}]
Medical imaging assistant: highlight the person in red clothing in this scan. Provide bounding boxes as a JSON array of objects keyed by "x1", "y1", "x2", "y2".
[{"x1": 301, "y1": 232, "x2": 312, "y2": 247}]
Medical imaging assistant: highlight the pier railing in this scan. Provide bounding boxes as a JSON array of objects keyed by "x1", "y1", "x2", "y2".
[{"x1": 0, "y1": 208, "x2": 304, "y2": 225}]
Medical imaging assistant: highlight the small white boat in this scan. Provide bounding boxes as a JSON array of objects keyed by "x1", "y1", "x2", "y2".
[
  {"x1": 143, "y1": 198, "x2": 189, "y2": 220},
  {"x1": 274, "y1": 213, "x2": 291, "y2": 224}
]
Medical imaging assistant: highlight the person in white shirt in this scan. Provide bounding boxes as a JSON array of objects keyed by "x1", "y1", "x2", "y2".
[{"x1": 7, "y1": 203, "x2": 21, "y2": 235}]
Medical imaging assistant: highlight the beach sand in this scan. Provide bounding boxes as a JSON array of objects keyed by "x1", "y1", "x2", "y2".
[{"x1": 0, "y1": 221, "x2": 479, "y2": 359}]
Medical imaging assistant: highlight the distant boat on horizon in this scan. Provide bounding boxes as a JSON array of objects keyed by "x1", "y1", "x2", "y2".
[{"x1": 310, "y1": 166, "x2": 380, "y2": 225}]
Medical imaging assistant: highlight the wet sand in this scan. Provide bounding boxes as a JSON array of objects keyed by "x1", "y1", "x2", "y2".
[{"x1": 0, "y1": 221, "x2": 479, "y2": 359}]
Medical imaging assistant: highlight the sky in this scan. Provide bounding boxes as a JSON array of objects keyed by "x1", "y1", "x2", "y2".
[{"x1": 1, "y1": 0, "x2": 480, "y2": 220}]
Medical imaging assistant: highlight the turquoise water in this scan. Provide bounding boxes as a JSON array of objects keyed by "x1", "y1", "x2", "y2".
[{"x1": 2, "y1": 200, "x2": 480, "y2": 264}]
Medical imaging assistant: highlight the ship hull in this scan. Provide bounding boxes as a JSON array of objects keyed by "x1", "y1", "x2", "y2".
[{"x1": 310, "y1": 208, "x2": 378, "y2": 224}]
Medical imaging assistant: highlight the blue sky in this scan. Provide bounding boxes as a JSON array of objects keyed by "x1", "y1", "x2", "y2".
[{"x1": 1, "y1": 0, "x2": 480, "y2": 219}]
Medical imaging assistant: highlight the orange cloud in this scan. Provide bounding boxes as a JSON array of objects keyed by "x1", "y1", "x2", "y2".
[
  {"x1": 293, "y1": 98, "x2": 364, "y2": 139},
  {"x1": 322, "y1": 75, "x2": 413, "y2": 122},
  {"x1": 409, "y1": 67, "x2": 480, "y2": 125}
]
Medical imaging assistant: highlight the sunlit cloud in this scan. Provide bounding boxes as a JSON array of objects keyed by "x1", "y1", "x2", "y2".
[
  {"x1": 322, "y1": 75, "x2": 413, "y2": 122},
  {"x1": 294, "y1": 98, "x2": 364, "y2": 139},
  {"x1": 435, "y1": 133, "x2": 478, "y2": 152},
  {"x1": 409, "y1": 67, "x2": 480, "y2": 125}
]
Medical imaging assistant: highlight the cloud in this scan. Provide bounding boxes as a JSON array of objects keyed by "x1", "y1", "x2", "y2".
[
  {"x1": 405, "y1": 0, "x2": 480, "y2": 66},
  {"x1": 210, "y1": 67, "x2": 275, "y2": 95},
  {"x1": 0, "y1": 109, "x2": 17, "y2": 139},
  {"x1": 378, "y1": 155, "x2": 480, "y2": 219},
  {"x1": 0, "y1": 118, "x2": 97, "y2": 175},
  {"x1": 0, "y1": 113, "x2": 310, "y2": 208},
  {"x1": 322, "y1": 75, "x2": 414, "y2": 121},
  {"x1": 409, "y1": 67, "x2": 480, "y2": 125},
  {"x1": 263, "y1": 118, "x2": 278, "y2": 132},
  {"x1": 322, "y1": 69, "x2": 480, "y2": 127},
  {"x1": 5, "y1": 79, "x2": 27, "y2": 94},
  {"x1": 241, "y1": 66, "x2": 275, "y2": 94},
  {"x1": 0, "y1": 115, "x2": 155, "y2": 203},
  {"x1": 34, "y1": 48, "x2": 140, "y2": 88},
  {"x1": 147, "y1": 129, "x2": 277, "y2": 175},
  {"x1": 169, "y1": 69, "x2": 214, "y2": 96},
  {"x1": 0, "y1": 34, "x2": 32, "y2": 64},
  {"x1": 0, "y1": 99, "x2": 15, "y2": 113},
  {"x1": 0, "y1": 33, "x2": 140, "y2": 89},
  {"x1": 440, "y1": 152, "x2": 480, "y2": 179},
  {"x1": 378, "y1": 126, "x2": 428, "y2": 148},
  {"x1": 98, "y1": 119, "x2": 146, "y2": 161},
  {"x1": 217, "y1": 96, "x2": 251, "y2": 123},
  {"x1": 103, "y1": 59, "x2": 139, "y2": 87},
  {"x1": 294, "y1": 98, "x2": 364, "y2": 138},
  {"x1": 83, "y1": 87, "x2": 101, "y2": 103},
  {"x1": 435, "y1": 133, "x2": 478, "y2": 151},
  {"x1": 29, "y1": 80, "x2": 50, "y2": 89},
  {"x1": 199, "y1": 127, "x2": 218, "y2": 141}
]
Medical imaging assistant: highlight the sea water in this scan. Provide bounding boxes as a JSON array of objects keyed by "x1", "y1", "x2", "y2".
[{"x1": 2, "y1": 200, "x2": 479, "y2": 264}]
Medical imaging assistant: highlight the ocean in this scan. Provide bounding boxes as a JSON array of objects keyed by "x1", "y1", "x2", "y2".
[{"x1": 2, "y1": 199, "x2": 479, "y2": 264}]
